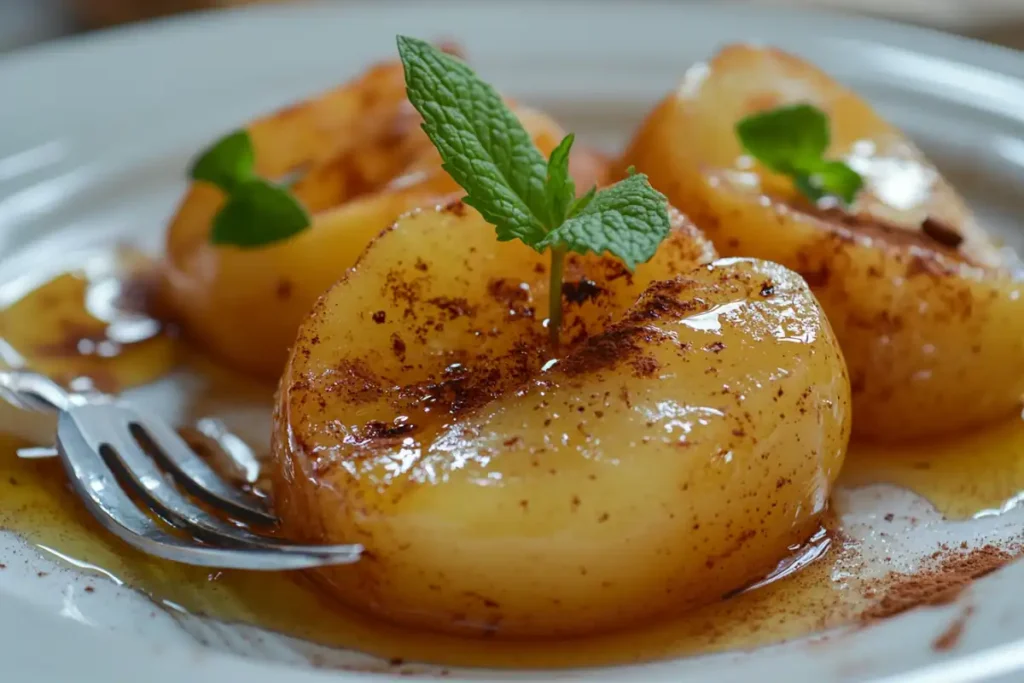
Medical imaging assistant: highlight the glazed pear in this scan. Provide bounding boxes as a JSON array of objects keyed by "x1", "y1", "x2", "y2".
[
  {"x1": 270, "y1": 201, "x2": 850, "y2": 637},
  {"x1": 621, "y1": 44, "x2": 1024, "y2": 440},
  {"x1": 161, "y1": 55, "x2": 607, "y2": 378}
]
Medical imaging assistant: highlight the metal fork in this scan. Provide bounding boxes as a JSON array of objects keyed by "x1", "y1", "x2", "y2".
[{"x1": 0, "y1": 369, "x2": 362, "y2": 570}]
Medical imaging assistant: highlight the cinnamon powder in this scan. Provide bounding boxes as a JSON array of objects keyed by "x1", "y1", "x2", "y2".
[
  {"x1": 932, "y1": 606, "x2": 974, "y2": 652},
  {"x1": 860, "y1": 544, "x2": 1015, "y2": 622}
]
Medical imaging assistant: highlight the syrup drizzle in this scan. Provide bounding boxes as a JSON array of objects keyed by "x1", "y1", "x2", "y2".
[{"x1": 0, "y1": 257, "x2": 1022, "y2": 670}]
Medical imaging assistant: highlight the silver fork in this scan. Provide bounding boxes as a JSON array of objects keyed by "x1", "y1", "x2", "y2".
[{"x1": 0, "y1": 369, "x2": 362, "y2": 570}]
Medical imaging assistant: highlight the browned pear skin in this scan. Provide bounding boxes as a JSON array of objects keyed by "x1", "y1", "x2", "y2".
[
  {"x1": 270, "y1": 202, "x2": 850, "y2": 637},
  {"x1": 621, "y1": 44, "x2": 1024, "y2": 440}
]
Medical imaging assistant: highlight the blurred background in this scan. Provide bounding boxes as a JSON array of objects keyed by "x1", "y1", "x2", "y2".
[{"x1": 1, "y1": 0, "x2": 1023, "y2": 53}]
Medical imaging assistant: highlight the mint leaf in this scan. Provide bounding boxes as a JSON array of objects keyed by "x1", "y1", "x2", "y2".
[
  {"x1": 210, "y1": 179, "x2": 310, "y2": 248},
  {"x1": 397, "y1": 35, "x2": 551, "y2": 244},
  {"x1": 737, "y1": 104, "x2": 828, "y2": 173},
  {"x1": 792, "y1": 161, "x2": 864, "y2": 205},
  {"x1": 537, "y1": 173, "x2": 671, "y2": 270},
  {"x1": 567, "y1": 186, "x2": 597, "y2": 218},
  {"x1": 189, "y1": 129, "x2": 312, "y2": 247},
  {"x1": 813, "y1": 160, "x2": 864, "y2": 204},
  {"x1": 397, "y1": 36, "x2": 673, "y2": 344},
  {"x1": 736, "y1": 103, "x2": 863, "y2": 205},
  {"x1": 792, "y1": 174, "x2": 824, "y2": 203},
  {"x1": 190, "y1": 130, "x2": 255, "y2": 193},
  {"x1": 546, "y1": 133, "x2": 576, "y2": 223}
]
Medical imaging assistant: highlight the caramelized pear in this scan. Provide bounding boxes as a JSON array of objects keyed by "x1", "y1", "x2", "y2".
[
  {"x1": 161, "y1": 56, "x2": 608, "y2": 379},
  {"x1": 270, "y1": 201, "x2": 850, "y2": 637},
  {"x1": 621, "y1": 44, "x2": 1024, "y2": 440}
]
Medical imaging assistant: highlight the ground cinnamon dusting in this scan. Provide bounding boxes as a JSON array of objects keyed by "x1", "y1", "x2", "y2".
[
  {"x1": 487, "y1": 278, "x2": 535, "y2": 319},
  {"x1": 861, "y1": 544, "x2": 1014, "y2": 622},
  {"x1": 562, "y1": 279, "x2": 605, "y2": 305},
  {"x1": 932, "y1": 605, "x2": 974, "y2": 652}
]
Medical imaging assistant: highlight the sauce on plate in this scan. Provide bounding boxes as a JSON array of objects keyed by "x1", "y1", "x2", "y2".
[{"x1": 0, "y1": 256, "x2": 1021, "y2": 669}]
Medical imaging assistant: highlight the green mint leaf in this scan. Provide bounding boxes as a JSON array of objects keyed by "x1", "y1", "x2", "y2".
[
  {"x1": 537, "y1": 173, "x2": 671, "y2": 270},
  {"x1": 567, "y1": 186, "x2": 597, "y2": 218},
  {"x1": 792, "y1": 174, "x2": 824, "y2": 203},
  {"x1": 812, "y1": 160, "x2": 864, "y2": 205},
  {"x1": 736, "y1": 103, "x2": 863, "y2": 205},
  {"x1": 191, "y1": 130, "x2": 313, "y2": 247},
  {"x1": 209, "y1": 179, "x2": 310, "y2": 248},
  {"x1": 546, "y1": 133, "x2": 576, "y2": 223},
  {"x1": 791, "y1": 162, "x2": 863, "y2": 206},
  {"x1": 736, "y1": 104, "x2": 828, "y2": 173},
  {"x1": 190, "y1": 129, "x2": 255, "y2": 193},
  {"x1": 397, "y1": 35, "x2": 551, "y2": 245}
]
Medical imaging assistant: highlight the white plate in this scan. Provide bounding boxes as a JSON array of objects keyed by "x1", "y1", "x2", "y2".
[
  {"x1": 3, "y1": 2, "x2": 1024, "y2": 682},
  {"x1": 755, "y1": 0, "x2": 1024, "y2": 32}
]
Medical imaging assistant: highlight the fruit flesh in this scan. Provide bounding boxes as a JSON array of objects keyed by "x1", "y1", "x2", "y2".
[
  {"x1": 271, "y1": 202, "x2": 851, "y2": 637},
  {"x1": 620, "y1": 44, "x2": 1024, "y2": 440},
  {"x1": 160, "y1": 54, "x2": 609, "y2": 379}
]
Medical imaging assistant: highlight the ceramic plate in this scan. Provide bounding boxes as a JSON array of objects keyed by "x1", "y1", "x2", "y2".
[{"x1": 3, "y1": 2, "x2": 1024, "y2": 681}]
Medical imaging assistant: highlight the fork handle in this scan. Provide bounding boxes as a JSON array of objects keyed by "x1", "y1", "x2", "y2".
[{"x1": 0, "y1": 370, "x2": 79, "y2": 413}]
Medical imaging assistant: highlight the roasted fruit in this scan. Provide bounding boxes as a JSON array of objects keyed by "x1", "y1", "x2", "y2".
[
  {"x1": 161, "y1": 56, "x2": 609, "y2": 379},
  {"x1": 621, "y1": 44, "x2": 1024, "y2": 440},
  {"x1": 270, "y1": 201, "x2": 851, "y2": 637}
]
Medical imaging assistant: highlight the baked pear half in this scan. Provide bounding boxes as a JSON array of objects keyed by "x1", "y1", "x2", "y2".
[
  {"x1": 270, "y1": 201, "x2": 851, "y2": 637},
  {"x1": 161, "y1": 55, "x2": 608, "y2": 379},
  {"x1": 621, "y1": 44, "x2": 1024, "y2": 440}
]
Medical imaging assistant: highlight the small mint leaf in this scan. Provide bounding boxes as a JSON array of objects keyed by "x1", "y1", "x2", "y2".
[
  {"x1": 190, "y1": 129, "x2": 255, "y2": 193},
  {"x1": 813, "y1": 160, "x2": 864, "y2": 205},
  {"x1": 792, "y1": 174, "x2": 824, "y2": 203},
  {"x1": 537, "y1": 173, "x2": 671, "y2": 270},
  {"x1": 736, "y1": 104, "x2": 828, "y2": 173},
  {"x1": 210, "y1": 179, "x2": 310, "y2": 248},
  {"x1": 567, "y1": 186, "x2": 596, "y2": 218},
  {"x1": 546, "y1": 133, "x2": 576, "y2": 224},
  {"x1": 736, "y1": 103, "x2": 864, "y2": 205},
  {"x1": 397, "y1": 36, "x2": 551, "y2": 245}
]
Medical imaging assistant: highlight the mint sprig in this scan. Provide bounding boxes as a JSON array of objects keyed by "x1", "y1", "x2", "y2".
[
  {"x1": 398, "y1": 35, "x2": 551, "y2": 244},
  {"x1": 397, "y1": 36, "x2": 671, "y2": 344},
  {"x1": 537, "y1": 172, "x2": 669, "y2": 270},
  {"x1": 545, "y1": 133, "x2": 577, "y2": 224},
  {"x1": 736, "y1": 103, "x2": 863, "y2": 205},
  {"x1": 189, "y1": 129, "x2": 311, "y2": 248},
  {"x1": 191, "y1": 130, "x2": 254, "y2": 192}
]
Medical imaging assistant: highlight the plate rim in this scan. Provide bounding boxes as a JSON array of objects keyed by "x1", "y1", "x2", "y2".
[{"x1": 2, "y1": 0, "x2": 1023, "y2": 67}]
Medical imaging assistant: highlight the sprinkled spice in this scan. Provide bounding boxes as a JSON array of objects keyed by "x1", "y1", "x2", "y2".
[{"x1": 860, "y1": 544, "x2": 1015, "y2": 622}]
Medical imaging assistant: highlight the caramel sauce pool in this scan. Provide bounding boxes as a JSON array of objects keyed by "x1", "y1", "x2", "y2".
[{"x1": 0, "y1": 259, "x2": 1022, "y2": 669}]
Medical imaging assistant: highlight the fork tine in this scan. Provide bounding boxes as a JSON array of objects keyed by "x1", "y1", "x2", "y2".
[
  {"x1": 56, "y1": 412, "x2": 362, "y2": 570},
  {"x1": 121, "y1": 409, "x2": 277, "y2": 525},
  {"x1": 0, "y1": 369, "x2": 75, "y2": 412},
  {"x1": 80, "y1": 407, "x2": 361, "y2": 560}
]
